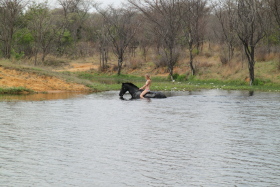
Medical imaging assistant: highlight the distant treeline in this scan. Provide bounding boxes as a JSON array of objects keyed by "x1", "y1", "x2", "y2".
[{"x1": 0, "y1": 0, "x2": 279, "y2": 84}]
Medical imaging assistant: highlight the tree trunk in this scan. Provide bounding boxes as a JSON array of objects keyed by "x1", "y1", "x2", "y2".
[
  {"x1": 249, "y1": 62, "x2": 254, "y2": 85},
  {"x1": 42, "y1": 50, "x2": 47, "y2": 62},
  {"x1": 244, "y1": 45, "x2": 255, "y2": 85},
  {"x1": 4, "y1": 43, "x2": 11, "y2": 59},
  {"x1": 228, "y1": 43, "x2": 234, "y2": 64},
  {"x1": 142, "y1": 46, "x2": 148, "y2": 62},
  {"x1": 5, "y1": 28, "x2": 13, "y2": 59},
  {"x1": 34, "y1": 52, "x2": 38, "y2": 66},
  {"x1": 249, "y1": 46, "x2": 255, "y2": 85},
  {"x1": 189, "y1": 38, "x2": 195, "y2": 76},
  {"x1": 169, "y1": 66, "x2": 174, "y2": 81},
  {"x1": 117, "y1": 56, "x2": 123, "y2": 75}
]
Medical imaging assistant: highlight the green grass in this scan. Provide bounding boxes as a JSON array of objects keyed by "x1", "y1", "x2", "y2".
[
  {"x1": 1, "y1": 60, "x2": 280, "y2": 94},
  {"x1": 74, "y1": 72, "x2": 280, "y2": 92},
  {"x1": 0, "y1": 87, "x2": 34, "y2": 94}
]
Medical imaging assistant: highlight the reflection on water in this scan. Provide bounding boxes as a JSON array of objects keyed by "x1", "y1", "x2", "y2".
[
  {"x1": 0, "y1": 92, "x2": 86, "y2": 101},
  {"x1": 0, "y1": 90, "x2": 280, "y2": 187}
]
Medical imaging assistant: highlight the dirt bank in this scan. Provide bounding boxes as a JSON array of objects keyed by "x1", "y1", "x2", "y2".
[{"x1": 0, "y1": 66, "x2": 90, "y2": 92}]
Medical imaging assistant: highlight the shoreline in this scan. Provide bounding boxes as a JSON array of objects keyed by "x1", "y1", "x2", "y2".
[{"x1": 1, "y1": 60, "x2": 280, "y2": 96}]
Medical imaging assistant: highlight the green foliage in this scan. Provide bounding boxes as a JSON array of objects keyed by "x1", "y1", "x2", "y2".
[
  {"x1": 187, "y1": 75, "x2": 196, "y2": 81},
  {"x1": 11, "y1": 49, "x2": 25, "y2": 60},
  {"x1": 267, "y1": 31, "x2": 280, "y2": 45},
  {"x1": 0, "y1": 87, "x2": 34, "y2": 94},
  {"x1": 277, "y1": 60, "x2": 280, "y2": 71},
  {"x1": 192, "y1": 48, "x2": 200, "y2": 55},
  {"x1": 14, "y1": 29, "x2": 34, "y2": 45},
  {"x1": 62, "y1": 30, "x2": 73, "y2": 45},
  {"x1": 172, "y1": 73, "x2": 179, "y2": 80},
  {"x1": 177, "y1": 74, "x2": 187, "y2": 81},
  {"x1": 78, "y1": 72, "x2": 95, "y2": 80},
  {"x1": 253, "y1": 78, "x2": 272, "y2": 86}
]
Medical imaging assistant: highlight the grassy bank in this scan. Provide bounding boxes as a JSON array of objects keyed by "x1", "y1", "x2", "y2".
[
  {"x1": 73, "y1": 72, "x2": 280, "y2": 92},
  {"x1": 0, "y1": 87, "x2": 34, "y2": 94},
  {"x1": 1, "y1": 58, "x2": 280, "y2": 95}
]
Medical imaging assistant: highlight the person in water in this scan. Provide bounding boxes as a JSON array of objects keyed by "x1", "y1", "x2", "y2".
[{"x1": 139, "y1": 74, "x2": 151, "y2": 98}]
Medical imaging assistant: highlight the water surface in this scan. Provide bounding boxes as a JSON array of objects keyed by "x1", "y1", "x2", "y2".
[{"x1": 1, "y1": 90, "x2": 280, "y2": 186}]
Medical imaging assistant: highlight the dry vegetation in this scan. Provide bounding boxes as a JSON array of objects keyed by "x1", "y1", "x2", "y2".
[
  {"x1": 1, "y1": 40, "x2": 280, "y2": 94},
  {"x1": 1, "y1": 0, "x2": 280, "y2": 93}
]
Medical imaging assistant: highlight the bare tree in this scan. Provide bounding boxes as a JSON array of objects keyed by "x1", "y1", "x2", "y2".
[
  {"x1": 181, "y1": 0, "x2": 209, "y2": 76},
  {"x1": 214, "y1": 0, "x2": 238, "y2": 64},
  {"x1": 25, "y1": 2, "x2": 61, "y2": 65},
  {"x1": 97, "y1": 6, "x2": 140, "y2": 75},
  {"x1": 234, "y1": 0, "x2": 268, "y2": 85},
  {"x1": 0, "y1": 0, "x2": 27, "y2": 59},
  {"x1": 134, "y1": 16, "x2": 152, "y2": 62},
  {"x1": 129, "y1": 0, "x2": 182, "y2": 80},
  {"x1": 57, "y1": 0, "x2": 90, "y2": 56},
  {"x1": 89, "y1": 13, "x2": 109, "y2": 71},
  {"x1": 268, "y1": 0, "x2": 280, "y2": 28}
]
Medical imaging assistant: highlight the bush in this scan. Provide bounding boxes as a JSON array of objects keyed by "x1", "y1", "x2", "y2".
[
  {"x1": 253, "y1": 78, "x2": 264, "y2": 86},
  {"x1": 253, "y1": 78, "x2": 271, "y2": 86},
  {"x1": 204, "y1": 52, "x2": 212, "y2": 58},
  {"x1": 276, "y1": 56, "x2": 280, "y2": 71},
  {"x1": 177, "y1": 74, "x2": 187, "y2": 81},
  {"x1": 169, "y1": 73, "x2": 187, "y2": 81},
  {"x1": 78, "y1": 73, "x2": 95, "y2": 80},
  {"x1": 173, "y1": 73, "x2": 179, "y2": 80},
  {"x1": 154, "y1": 55, "x2": 167, "y2": 68},
  {"x1": 128, "y1": 58, "x2": 143, "y2": 70},
  {"x1": 44, "y1": 59, "x2": 68, "y2": 67},
  {"x1": 11, "y1": 49, "x2": 25, "y2": 60},
  {"x1": 220, "y1": 55, "x2": 229, "y2": 65}
]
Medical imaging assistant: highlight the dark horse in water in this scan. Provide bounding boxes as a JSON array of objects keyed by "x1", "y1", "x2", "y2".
[{"x1": 119, "y1": 82, "x2": 167, "y2": 99}]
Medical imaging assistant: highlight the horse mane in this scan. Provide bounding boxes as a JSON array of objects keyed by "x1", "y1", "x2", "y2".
[{"x1": 123, "y1": 82, "x2": 139, "y2": 89}]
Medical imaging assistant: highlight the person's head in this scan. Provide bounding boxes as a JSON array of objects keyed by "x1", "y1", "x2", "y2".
[{"x1": 145, "y1": 74, "x2": 151, "y2": 80}]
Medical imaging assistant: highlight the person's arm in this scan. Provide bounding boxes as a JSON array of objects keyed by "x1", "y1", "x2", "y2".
[
  {"x1": 139, "y1": 80, "x2": 148, "y2": 90},
  {"x1": 139, "y1": 85, "x2": 145, "y2": 90},
  {"x1": 140, "y1": 80, "x2": 151, "y2": 90}
]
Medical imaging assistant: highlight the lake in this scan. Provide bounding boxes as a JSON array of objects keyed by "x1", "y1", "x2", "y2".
[{"x1": 0, "y1": 90, "x2": 280, "y2": 186}]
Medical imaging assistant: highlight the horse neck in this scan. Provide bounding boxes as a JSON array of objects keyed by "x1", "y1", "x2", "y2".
[{"x1": 127, "y1": 85, "x2": 139, "y2": 95}]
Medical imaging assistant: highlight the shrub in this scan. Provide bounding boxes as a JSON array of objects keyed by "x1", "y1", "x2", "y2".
[
  {"x1": 44, "y1": 59, "x2": 68, "y2": 67},
  {"x1": 128, "y1": 58, "x2": 143, "y2": 70},
  {"x1": 154, "y1": 55, "x2": 167, "y2": 68},
  {"x1": 11, "y1": 49, "x2": 25, "y2": 60},
  {"x1": 78, "y1": 73, "x2": 95, "y2": 80},
  {"x1": 253, "y1": 78, "x2": 271, "y2": 86},
  {"x1": 173, "y1": 73, "x2": 179, "y2": 80},
  {"x1": 276, "y1": 55, "x2": 280, "y2": 71},
  {"x1": 220, "y1": 55, "x2": 229, "y2": 65},
  {"x1": 204, "y1": 52, "x2": 212, "y2": 58},
  {"x1": 177, "y1": 74, "x2": 187, "y2": 81}
]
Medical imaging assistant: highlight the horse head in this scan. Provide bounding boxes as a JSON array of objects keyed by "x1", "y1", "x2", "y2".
[
  {"x1": 119, "y1": 83, "x2": 139, "y2": 99},
  {"x1": 119, "y1": 83, "x2": 128, "y2": 98}
]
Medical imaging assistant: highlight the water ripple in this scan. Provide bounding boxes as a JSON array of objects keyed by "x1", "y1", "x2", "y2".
[{"x1": 0, "y1": 90, "x2": 280, "y2": 186}]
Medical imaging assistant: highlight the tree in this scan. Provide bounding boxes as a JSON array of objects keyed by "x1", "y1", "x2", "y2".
[
  {"x1": 0, "y1": 0, "x2": 26, "y2": 59},
  {"x1": 214, "y1": 0, "x2": 238, "y2": 64},
  {"x1": 88, "y1": 13, "x2": 110, "y2": 71},
  {"x1": 129, "y1": 0, "x2": 182, "y2": 80},
  {"x1": 181, "y1": 0, "x2": 209, "y2": 76},
  {"x1": 97, "y1": 6, "x2": 140, "y2": 75},
  {"x1": 267, "y1": 0, "x2": 280, "y2": 46},
  {"x1": 25, "y1": 2, "x2": 61, "y2": 65},
  {"x1": 268, "y1": 0, "x2": 280, "y2": 28},
  {"x1": 234, "y1": 0, "x2": 268, "y2": 85},
  {"x1": 58, "y1": 0, "x2": 90, "y2": 55}
]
